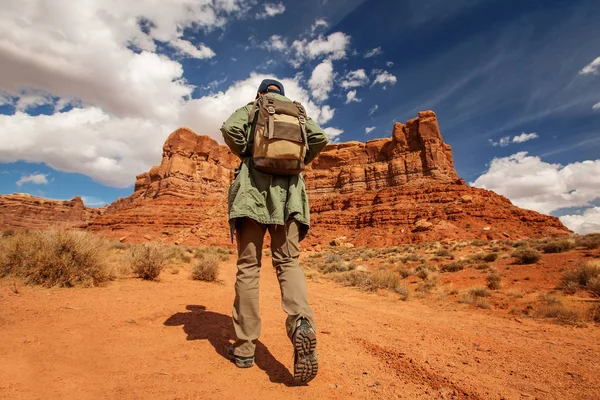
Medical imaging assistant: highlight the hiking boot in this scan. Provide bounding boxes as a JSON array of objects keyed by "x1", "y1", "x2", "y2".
[
  {"x1": 227, "y1": 344, "x2": 254, "y2": 368},
  {"x1": 292, "y1": 318, "x2": 318, "y2": 383}
]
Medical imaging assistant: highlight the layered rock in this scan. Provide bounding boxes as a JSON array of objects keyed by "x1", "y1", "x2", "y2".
[
  {"x1": 2, "y1": 112, "x2": 571, "y2": 245},
  {"x1": 0, "y1": 194, "x2": 101, "y2": 230}
]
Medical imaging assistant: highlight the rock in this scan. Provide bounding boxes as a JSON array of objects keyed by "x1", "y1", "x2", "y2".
[
  {"x1": 461, "y1": 195, "x2": 474, "y2": 203},
  {"x1": 413, "y1": 219, "x2": 433, "y2": 232},
  {"x1": 344, "y1": 242, "x2": 355, "y2": 248},
  {"x1": 144, "y1": 235, "x2": 152, "y2": 241},
  {"x1": 330, "y1": 236, "x2": 347, "y2": 246},
  {"x1": 483, "y1": 226, "x2": 491, "y2": 231},
  {"x1": 356, "y1": 265, "x2": 368, "y2": 272},
  {"x1": 119, "y1": 237, "x2": 126, "y2": 242},
  {"x1": 314, "y1": 244, "x2": 323, "y2": 252}
]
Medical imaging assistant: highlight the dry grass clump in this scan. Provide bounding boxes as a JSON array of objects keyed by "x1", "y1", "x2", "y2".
[
  {"x1": 482, "y1": 252, "x2": 498, "y2": 262},
  {"x1": 561, "y1": 261, "x2": 600, "y2": 296},
  {"x1": 471, "y1": 239, "x2": 487, "y2": 247},
  {"x1": 541, "y1": 239, "x2": 574, "y2": 254},
  {"x1": 417, "y1": 272, "x2": 440, "y2": 293},
  {"x1": 575, "y1": 233, "x2": 600, "y2": 250},
  {"x1": 459, "y1": 286, "x2": 491, "y2": 308},
  {"x1": 435, "y1": 248, "x2": 452, "y2": 257},
  {"x1": 329, "y1": 269, "x2": 409, "y2": 300},
  {"x1": 195, "y1": 246, "x2": 233, "y2": 261},
  {"x1": 486, "y1": 271, "x2": 502, "y2": 290},
  {"x1": 512, "y1": 248, "x2": 542, "y2": 264},
  {"x1": 0, "y1": 230, "x2": 111, "y2": 287},
  {"x1": 191, "y1": 254, "x2": 220, "y2": 282},
  {"x1": 533, "y1": 293, "x2": 582, "y2": 324},
  {"x1": 441, "y1": 261, "x2": 465, "y2": 272},
  {"x1": 128, "y1": 243, "x2": 171, "y2": 280}
]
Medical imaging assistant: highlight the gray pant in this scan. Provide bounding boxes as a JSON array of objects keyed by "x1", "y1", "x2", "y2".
[{"x1": 232, "y1": 217, "x2": 315, "y2": 358}]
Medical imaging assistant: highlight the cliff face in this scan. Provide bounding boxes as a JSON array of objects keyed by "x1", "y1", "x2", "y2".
[
  {"x1": 0, "y1": 194, "x2": 101, "y2": 230},
  {"x1": 1, "y1": 111, "x2": 571, "y2": 245}
]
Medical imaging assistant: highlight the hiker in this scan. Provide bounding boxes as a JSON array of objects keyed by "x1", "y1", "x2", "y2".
[{"x1": 220, "y1": 79, "x2": 328, "y2": 383}]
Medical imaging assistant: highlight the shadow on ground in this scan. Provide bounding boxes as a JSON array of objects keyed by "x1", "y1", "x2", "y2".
[{"x1": 164, "y1": 305, "x2": 297, "y2": 386}]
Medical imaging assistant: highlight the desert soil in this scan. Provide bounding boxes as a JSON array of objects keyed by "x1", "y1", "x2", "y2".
[{"x1": 1, "y1": 257, "x2": 599, "y2": 400}]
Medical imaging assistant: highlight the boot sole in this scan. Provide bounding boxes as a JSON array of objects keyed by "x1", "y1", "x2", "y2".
[{"x1": 293, "y1": 325, "x2": 318, "y2": 383}]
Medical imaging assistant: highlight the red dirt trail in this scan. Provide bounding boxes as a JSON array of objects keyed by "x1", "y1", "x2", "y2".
[{"x1": 1, "y1": 258, "x2": 599, "y2": 400}]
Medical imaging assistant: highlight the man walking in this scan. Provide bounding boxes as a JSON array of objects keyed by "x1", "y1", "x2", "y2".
[{"x1": 221, "y1": 79, "x2": 328, "y2": 383}]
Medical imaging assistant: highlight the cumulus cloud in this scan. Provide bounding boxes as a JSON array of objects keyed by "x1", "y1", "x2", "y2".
[
  {"x1": 308, "y1": 60, "x2": 335, "y2": 102},
  {"x1": 579, "y1": 56, "x2": 600, "y2": 75},
  {"x1": 490, "y1": 132, "x2": 539, "y2": 147},
  {"x1": 340, "y1": 69, "x2": 369, "y2": 89},
  {"x1": 345, "y1": 90, "x2": 360, "y2": 104},
  {"x1": 263, "y1": 35, "x2": 288, "y2": 52},
  {"x1": 364, "y1": 47, "x2": 382, "y2": 58},
  {"x1": 560, "y1": 207, "x2": 600, "y2": 235},
  {"x1": 323, "y1": 127, "x2": 344, "y2": 143},
  {"x1": 372, "y1": 70, "x2": 397, "y2": 88},
  {"x1": 471, "y1": 152, "x2": 600, "y2": 233},
  {"x1": 291, "y1": 32, "x2": 351, "y2": 66},
  {"x1": 16, "y1": 173, "x2": 48, "y2": 187},
  {"x1": 256, "y1": 3, "x2": 286, "y2": 19},
  {"x1": 170, "y1": 39, "x2": 216, "y2": 59},
  {"x1": 81, "y1": 196, "x2": 107, "y2": 207},
  {"x1": 368, "y1": 104, "x2": 379, "y2": 115},
  {"x1": 365, "y1": 126, "x2": 375, "y2": 134},
  {"x1": 593, "y1": 102, "x2": 600, "y2": 111}
]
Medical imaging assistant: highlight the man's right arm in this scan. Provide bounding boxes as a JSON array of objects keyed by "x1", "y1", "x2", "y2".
[{"x1": 221, "y1": 105, "x2": 251, "y2": 157}]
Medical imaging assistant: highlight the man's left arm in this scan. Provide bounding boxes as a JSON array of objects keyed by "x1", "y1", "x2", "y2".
[{"x1": 304, "y1": 118, "x2": 329, "y2": 165}]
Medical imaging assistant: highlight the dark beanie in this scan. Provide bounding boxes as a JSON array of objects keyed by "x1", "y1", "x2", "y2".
[{"x1": 257, "y1": 79, "x2": 285, "y2": 96}]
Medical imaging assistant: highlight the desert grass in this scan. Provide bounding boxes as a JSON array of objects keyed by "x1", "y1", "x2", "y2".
[
  {"x1": 561, "y1": 260, "x2": 600, "y2": 296},
  {"x1": 127, "y1": 243, "x2": 171, "y2": 280},
  {"x1": 191, "y1": 254, "x2": 220, "y2": 282},
  {"x1": 575, "y1": 233, "x2": 600, "y2": 250},
  {"x1": 0, "y1": 229, "x2": 112, "y2": 287},
  {"x1": 533, "y1": 293, "x2": 583, "y2": 325},
  {"x1": 541, "y1": 239, "x2": 574, "y2": 254},
  {"x1": 486, "y1": 271, "x2": 502, "y2": 290},
  {"x1": 512, "y1": 248, "x2": 542, "y2": 264},
  {"x1": 329, "y1": 269, "x2": 410, "y2": 300}
]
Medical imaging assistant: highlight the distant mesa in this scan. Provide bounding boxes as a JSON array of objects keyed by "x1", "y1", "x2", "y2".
[{"x1": 0, "y1": 111, "x2": 570, "y2": 246}]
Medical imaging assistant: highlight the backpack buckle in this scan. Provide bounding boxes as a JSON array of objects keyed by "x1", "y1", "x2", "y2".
[
  {"x1": 298, "y1": 115, "x2": 306, "y2": 124},
  {"x1": 267, "y1": 106, "x2": 276, "y2": 115}
]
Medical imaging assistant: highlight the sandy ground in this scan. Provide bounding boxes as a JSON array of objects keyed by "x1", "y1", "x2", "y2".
[{"x1": 1, "y1": 257, "x2": 599, "y2": 400}]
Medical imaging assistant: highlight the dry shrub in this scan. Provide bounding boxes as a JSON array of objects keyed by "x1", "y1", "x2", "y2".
[
  {"x1": 329, "y1": 269, "x2": 409, "y2": 300},
  {"x1": 0, "y1": 230, "x2": 111, "y2": 287},
  {"x1": 128, "y1": 244, "x2": 170, "y2": 280},
  {"x1": 195, "y1": 246, "x2": 232, "y2": 262},
  {"x1": 435, "y1": 248, "x2": 452, "y2": 257},
  {"x1": 191, "y1": 254, "x2": 220, "y2": 282},
  {"x1": 534, "y1": 293, "x2": 583, "y2": 324},
  {"x1": 561, "y1": 261, "x2": 600, "y2": 296},
  {"x1": 512, "y1": 248, "x2": 542, "y2": 264},
  {"x1": 471, "y1": 239, "x2": 487, "y2": 247},
  {"x1": 542, "y1": 240, "x2": 574, "y2": 254},
  {"x1": 469, "y1": 286, "x2": 490, "y2": 297},
  {"x1": 417, "y1": 272, "x2": 440, "y2": 293},
  {"x1": 441, "y1": 261, "x2": 465, "y2": 272},
  {"x1": 506, "y1": 289, "x2": 525, "y2": 298},
  {"x1": 475, "y1": 263, "x2": 490, "y2": 270},
  {"x1": 459, "y1": 286, "x2": 491, "y2": 308},
  {"x1": 486, "y1": 271, "x2": 502, "y2": 290},
  {"x1": 483, "y1": 252, "x2": 498, "y2": 262},
  {"x1": 575, "y1": 233, "x2": 600, "y2": 250}
]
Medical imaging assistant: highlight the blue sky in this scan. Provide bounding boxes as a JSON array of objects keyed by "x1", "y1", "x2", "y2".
[{"x1": 1, "y1": 0, "x2": 599, "y2": 233}]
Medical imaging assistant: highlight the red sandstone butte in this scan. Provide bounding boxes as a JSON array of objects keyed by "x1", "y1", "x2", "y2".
[{"x1": 1, "y1": 111, "x2": 570, "y2": 245}]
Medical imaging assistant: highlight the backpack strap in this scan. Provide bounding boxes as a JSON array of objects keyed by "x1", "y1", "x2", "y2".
[
  {"x1": 294, "y1": 101, "x2": 309, "y2": 151},
  {"x1": 247, "y1": 98, "x2": 261, "y2": 153},
  {"x1": 266, "y1": 98, "x2": 276, "y2": 139}
]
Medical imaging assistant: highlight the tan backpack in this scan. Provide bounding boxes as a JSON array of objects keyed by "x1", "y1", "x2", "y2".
[{"x1": 247, "y1": 93, "x2": 309, "y2": 175}]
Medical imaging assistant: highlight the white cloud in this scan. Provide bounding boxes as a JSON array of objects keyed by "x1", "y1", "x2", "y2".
[
  {"x1": 256, "y1": 3, "x2": 286, "y2": 19},
  {"x1": 170, "y1": 39, "x2": 216, "y2": 59},
  {"x1": 323, "y1": 127, "x2": 344, "y2": 143},
  {"x1": 365, "y1": 126, "x2": 375, "y2": 134},
  {"x1": 386, "y1": 61, "x2": 394, "y2": 68},
  {"x1": 319, "y1": 105, "x2": 335, "y2": 124},
  {"x1": 0, "y1": 91, "x2": 14, "y2": 106},
  {"x1": 81, "y1": 196, "x2": 107, "y2": 208},
  {"x1": 364, "y1": 47, "x2": 382, "y2": 58},
  {"x1": 308, "y1": 60, "x2": 335, "y2": 102},
  {"x1": 345, "y1": 90, "x2": 360, "y2": 104},
  {"x1": 593, "y1": 102, "x2": 600, "y2": 111},
  {"x1": 471, "y1": 152, "x2": 600, "y2": 218},
  {"x1": 372, "y1": 70, "x2": 397, "y2": 88},
  {"x1": 512, "y1": 132, "x2": 538, "y2": 143},
  {"x1": 368, "y1": 104, "x2": 379, "y2": 115},
  {"x1": 15, "y1": 91, "x2": 55, "y2": 112},
  {"x1": 16, "y1": 173, "x2": 48, "y2": 187},
  {"x1": 263, "y1": 35, "x2": 288, "y2": 52},
  {"x1": 340, "y1": 69, "x2": 369, "y2": 89},
  {"x1": 311, "y1": 19, "x2": 329, "y2": 33},
  {"x1": 560, "y1": 207, "x2": 600, "y2": 234},
  {"x1": 579, "y1": 56, "x2": 600, "y2": 75},
  {"x1": 291, "y1": 32, "x2": 351, "y2": 66},
  {"x1": 490, "y1": 133, "x2": 538, "y2": 147}
]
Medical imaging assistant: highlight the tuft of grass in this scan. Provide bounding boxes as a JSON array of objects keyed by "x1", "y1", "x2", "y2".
[
  {"x1": 542, "y1": 240, "x2": 574, "y2": 254},
  {"x1": 486, "y1": 271, "x2": 502, "y2": 290},
  {"x1": 0, "y1": 230, "x2": 111, "y2": 287},
  {"x1": 441, "y1": 261, "x2": 465, "y2": 273},
  {"x1": 435, "y1": 248, "x2": 452, "y2": 257},
  {"x1": 194, "y1": 246, "x2": 232, "y2": 262},
  {"x1": 471, "y1": 239, "x2": 487, "y2": 247},
  {"x1": 482, "y1": 252, "x2": 498, "y2": 262},
  {"x1": 575, "y1": 233, "x2": 600, "y2": 250},
  {"x1": 191, "y1": 254, "x2": 220, "y2": 282},
  {"x1": 534, "y1": 293, "x2": 583, "y2": 324},
  {"x1": 329, "y1": 269, "x2": 409, "y2": 300},
  {"x1": 512, "y1": 248, "x2": 542, "y2": 264},
  {"x1": 128, "y1": 244, "x2": 170, "y2": 280},
  {"x1": 561, "y1": 261, "x2": 600, "y2": 296},
  {"x1": 469, "y1": 286, "x2": 491, "y2": 297}
]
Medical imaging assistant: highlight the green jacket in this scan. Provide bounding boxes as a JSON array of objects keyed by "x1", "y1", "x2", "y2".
[{"x1": 220, "y1": 93, "x2": 329, "y2": 240}]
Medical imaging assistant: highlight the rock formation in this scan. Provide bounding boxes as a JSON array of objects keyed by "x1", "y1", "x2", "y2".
[
  {"x1": 1, "y1": 111, "x2": 571, "y2": 245},
  {"x1": 0, "y1": 194, "x2": 101, "y2": 230}
]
